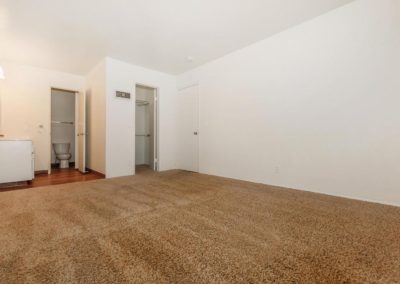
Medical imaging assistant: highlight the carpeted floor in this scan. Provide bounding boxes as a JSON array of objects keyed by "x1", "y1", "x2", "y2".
[{"x1": 0, "y1": 170, "x2": 399, "y2": 283}]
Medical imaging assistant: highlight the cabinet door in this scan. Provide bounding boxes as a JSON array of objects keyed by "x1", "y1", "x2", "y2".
[{"x1": 0, "y1": 140, "x2": 33, "y2": 183}]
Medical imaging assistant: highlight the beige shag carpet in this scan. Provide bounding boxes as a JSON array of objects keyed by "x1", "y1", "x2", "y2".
[{"x1": 0, "y1": 169, "x2": 399, "y2": 283}]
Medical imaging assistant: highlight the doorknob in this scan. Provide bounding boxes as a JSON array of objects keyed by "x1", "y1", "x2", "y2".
[{"x1": 194, "y1": 132, "x2": 198, "y2": 135}]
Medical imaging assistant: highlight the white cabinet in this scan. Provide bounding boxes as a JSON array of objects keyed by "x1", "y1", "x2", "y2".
[{"x1": 0, "y1": 139, "x2": 34, "y2": 183}]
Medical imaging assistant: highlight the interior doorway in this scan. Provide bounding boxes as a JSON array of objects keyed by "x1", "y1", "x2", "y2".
[
  {"x1": 135, "y1": 84, "x2": 158, "y2": 173},
  {"x1": 50, "y1": 89, "x2": 77, "y2": 171},
  {"x1": 50, "y1": 88, "x2": 86, "y2": 175}
]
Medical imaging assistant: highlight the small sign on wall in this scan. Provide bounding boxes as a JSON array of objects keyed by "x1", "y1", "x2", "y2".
[{"x1": 116, "y1": 91, "x2": 131, "y2": 99}]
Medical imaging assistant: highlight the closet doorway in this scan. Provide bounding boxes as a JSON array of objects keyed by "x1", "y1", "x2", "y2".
[{"x1": 135, "y1": 84, "x2": 158, "y2": 173}]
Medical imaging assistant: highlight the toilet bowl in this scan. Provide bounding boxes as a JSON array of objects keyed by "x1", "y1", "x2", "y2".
[{"x1": 53, "y1": 143, "x2": 72, "y2": 169}]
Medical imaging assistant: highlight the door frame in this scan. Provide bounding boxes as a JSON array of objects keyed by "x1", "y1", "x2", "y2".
[
  {"x1": 49, "y1": 87, "x2": 79, "y2": 174},
  {"x1": 135, "y1": 83, "x2": 159, "y2": 173}
]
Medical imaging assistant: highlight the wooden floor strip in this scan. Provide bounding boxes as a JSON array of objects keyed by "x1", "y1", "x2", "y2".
[{"x1": 0, "y1": 168, "x2": 104, "y2": 192}]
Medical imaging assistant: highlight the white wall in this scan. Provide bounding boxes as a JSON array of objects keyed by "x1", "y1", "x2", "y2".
[
  {"x1": 177, "y1": 0, "x2": 400, "y2": 206},
  {"x1": 51, "y1": 89, "x2": 76, "y2": 163},
  {"x1": 85, "y1": 60, "x2": 106, "y2": 174},
  {"x1": 0, "y1": 62, "x2": 84, "y2": 171},
  {"x1": 106, "y1": 58, "x2": 177, "y2": 178}
]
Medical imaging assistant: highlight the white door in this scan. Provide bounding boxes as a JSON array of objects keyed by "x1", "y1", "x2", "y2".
[
  {"x1": 178, "y1": 85, "x2": 199, "y2": 172},
  {"x1": 150, "y1": 90, "x2": 157, "y2": 171},
  {"x1": 77, "y1": 92, "x2": 86, "y2": 173}
]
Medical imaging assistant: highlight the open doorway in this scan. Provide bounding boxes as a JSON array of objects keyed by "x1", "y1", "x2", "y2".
[
  {"x1": 50, "y1": 87, "x2": 87, "y2": 175},
  {"x1": 135, "y1": 84, "x2": 158, "y2": 174},
  {"x1": 50, "y1": 89, "x2": 77, "y2": 171}
]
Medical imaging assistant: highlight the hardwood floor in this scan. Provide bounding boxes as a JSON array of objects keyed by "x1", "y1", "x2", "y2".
[{"x1": 0, "y1": 168, "x2": 104, "y2": 192}]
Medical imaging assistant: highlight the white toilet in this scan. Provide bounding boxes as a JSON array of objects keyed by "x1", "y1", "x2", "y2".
[{"x1": 53, "y1": 143, "x2": 72, "y2": 169}]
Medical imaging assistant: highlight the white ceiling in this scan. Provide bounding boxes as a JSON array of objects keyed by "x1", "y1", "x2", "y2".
[{"x1": 0, "y1": 0, "x2": 353, "y2": 75}]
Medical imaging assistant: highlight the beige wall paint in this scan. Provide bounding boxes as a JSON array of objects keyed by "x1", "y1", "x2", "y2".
[
  {"x1": 0, "y1": 62, "x2": 84, "y2": 171},
  {"x1": 85, "y1": 60, "x2": 106, "y2": 174}
]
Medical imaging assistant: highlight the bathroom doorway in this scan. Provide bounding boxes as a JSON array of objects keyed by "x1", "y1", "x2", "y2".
[
  {"x1": 135, "y1": 84, "x2": 158, "y2": 174},
  {"x1": 50, "y1": 88, "x2": 78, "y2": 172},
  {"x1": 51, "y1": 89, "x2": 76, "y2": 169}
]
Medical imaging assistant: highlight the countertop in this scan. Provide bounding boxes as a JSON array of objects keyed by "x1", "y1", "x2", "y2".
[{"x1": 0, "y1": 137, "x2": 33, "y2": 141}]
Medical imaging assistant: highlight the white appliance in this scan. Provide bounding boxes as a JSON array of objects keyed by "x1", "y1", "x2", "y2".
[{"x1": 0, "y1": 139, "x2": 34, "y2": 184}]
